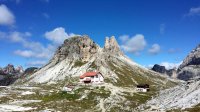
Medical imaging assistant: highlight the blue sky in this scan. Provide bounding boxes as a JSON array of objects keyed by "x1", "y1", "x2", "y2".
[{"x1": 0, "y1": 0, "x2": 200, "y2": 69}]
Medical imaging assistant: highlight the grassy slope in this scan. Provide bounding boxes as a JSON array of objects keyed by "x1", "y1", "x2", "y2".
[{"x1": 8, "y1": 58, "x2": 178, "y2": 112}]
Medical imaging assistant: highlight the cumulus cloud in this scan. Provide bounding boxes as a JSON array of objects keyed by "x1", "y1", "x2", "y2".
[
  {"x1": 0, "y1": 27, "x2": 77, "y2": 67},
  {"x1": 14, "y1": 50, "x2": 35, "y2": 58},
  {"x1": 0, "y1": 4, "x2": 15, "y2": 26},
  {"x1": 26, "y1": 60, "x2": 47, "y2": 66},
  {"x1": 119, "y1": 35, "x2": 129, "y2": 43},
  {"x1": 120, "y1": 34, "x2": 147, "y2": 55},
  {"x1": 148, "y1": 44, "x2": 161, "y2": 55},
  {"x1": 45, "y1": 27, "x2": 75, "y2": 44},
  {"x1": 160, "y1": 62, "x2": 182, "y2": 70},
  {"x1": 185, "y1": 6, "x2": 200, "y2": 17},
  {"x1": 0, "y1": 31, "x2": 56, "y2": 59}
]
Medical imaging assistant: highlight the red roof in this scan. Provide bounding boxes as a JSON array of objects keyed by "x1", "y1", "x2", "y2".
[{"x1": 80, "y1": 72, "x2": 99, "y2": 79}]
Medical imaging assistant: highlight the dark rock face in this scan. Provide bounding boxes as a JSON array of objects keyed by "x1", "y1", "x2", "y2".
[
  {"x1": 4, "y1": 64, "x2": 15, "y2": 74},
  {"x1": 151, "y1": 64, "x2": 177, "y2": 78},
  {"x1": 167, "y1": 69, "x2": 177, "y2": 77},
  {"x1": 0, "y1": 76, "x2": 18, "y2": 86},
  {"x1": 177, "y1": 44, "x2": 200, "y2": 81},
  {"x1": 0, "y1": 64, "x2": 24, "y2": 86},
  {"x1": 152, "y1": 64, "x2": 166, "y2": 74},
  {"x1": 24, "y1": 67, "x2": 38, "y2": 75}
]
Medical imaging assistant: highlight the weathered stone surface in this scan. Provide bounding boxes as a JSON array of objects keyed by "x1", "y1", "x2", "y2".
[
  {"x1": 151, "y1": 64, "x2": 177, "y2": 78},
  {"x1": 178, "y1": 44, "x2": 200, "y2": 70},
  {"x1": 152, "y1": 64, "x2": 166, "y2": 74},
  {"x1": 51, "y1": 35, "x2": 99, "y2": 63},
  {"x1": 177, "y1": 44, "x2": 200, "y2": 80},
  {"x1": 103, "y1": 36, "x2": 123, "y2": 55},
  {"x1": 0, "y1": 64, "x2": 24, "y2": 85}
]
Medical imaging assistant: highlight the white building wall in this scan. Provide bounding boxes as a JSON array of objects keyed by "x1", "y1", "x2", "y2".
[
  {"x1": 136, "y1": 88, "x2": 147, "y2": 92},
  {"x1": 79, "y1": 73, "x2": 104, "y2": 83}
]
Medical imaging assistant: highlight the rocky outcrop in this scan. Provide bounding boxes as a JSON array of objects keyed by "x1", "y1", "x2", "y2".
[
  {"x1": 167, "y1": 69, "x2": 177, "y2": 78},
  {"x1": 152, "y1": 64, "x2": 166, "y2": 74},
  {"x1": 177, "y1": 44, "x2": 200, "y2": 81},
  {"x1": 178, "y1": 44, "x2": 200, "y2": 70},
  {"x1": 103, "y1": 36, "x2": 123, "y2": 55},
  {"x1": 0, "y1": 64, "x2": 24, "y2": 86},
  {"x1": 151, "y1": 64, "x2": 177, "y2": 78},
  {"x1": 51, "y1": 35, "x2": 99, "y2": 63},
  {"x1": 0, "y1": 64, "x2": 24, "y2": 76},
  {"x1": 24, "y1": 67, "x2": 38, "y2": 75}
]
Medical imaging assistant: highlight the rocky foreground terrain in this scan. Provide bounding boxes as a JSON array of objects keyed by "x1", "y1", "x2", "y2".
[
  {"x1": 0, "y1": 35, "x2": 179, "y2": 112},
  {"x1": 139, "y1": 44, "x2": 200, "y2": 112}
]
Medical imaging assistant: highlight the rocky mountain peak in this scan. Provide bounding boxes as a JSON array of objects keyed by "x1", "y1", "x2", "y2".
[
  {"x1": 51, "y1": 35, "x2": 99, "y2": 63},
  {"x1": 4, "y1": 64, "x2": 15, "y2": 74},
  {"x1": 103, "y1": 36, "x2": 123, "y2": 55},
  {"x1": 51, "y1": 35, "x2": 125, "y2": 64},
  {"x1": 178, "y1": 44, "x2": 200, "y2": 70},
  {"x1": 177, "y1": 44, "x2": 200, "y2": 81}
]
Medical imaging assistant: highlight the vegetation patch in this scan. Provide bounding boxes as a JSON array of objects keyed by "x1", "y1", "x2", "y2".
[
  {"x1": 74, "y1": 60, "x2": 87, "y2": 67},
  {"x1": 41, "y1": 91, "x2": 80, "y2": 102}
]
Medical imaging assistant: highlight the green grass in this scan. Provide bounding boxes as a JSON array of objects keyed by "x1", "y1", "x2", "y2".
[
  {"x1": 107, "y1": 60, "x2": 177, "y2": 91},
  {"x1": 41, "y1": 91, "x2": 80, "y2": 102},
  {"x1": 74, "y1": 60, "x2": 87, "y2": 67}
]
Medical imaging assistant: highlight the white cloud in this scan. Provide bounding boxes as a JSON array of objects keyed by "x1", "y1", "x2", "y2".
[
  {"x1": 160, "y1": 62, "x2": 182, "y2": 70},
  {"x1": 0, "y1": 27, "x2": 76, "y2": 67},
  {"x1": 45, "y1": 27, "x2": 74, "y2": 44},
  {"x1": 119, "y1": 35, "x2": 129, "y2": 43},
  {"x1": 148, "y1": 44, "x2": 161, "y2": 55},
  {"x1": 26, "y1": 60, "x2": 47, "y2": 66},
  {"x1": 120, "y1": 34, "x2": 147, "y2": 55},
  {"x1": 160, "y1": 24, "x2": 165, "y2": 34},
  {"x1": 14, "y1": 50, "x2": 34, "y2": 58},
  {"x1": 0, "y1": 4, "x2": 15, "y2": 26},
  {"x1": 185, "y1": 7, "x2": 200, "y2": 17},
  {"x1": 0, "y1": 31, "x2": 55, "y2": 59}
]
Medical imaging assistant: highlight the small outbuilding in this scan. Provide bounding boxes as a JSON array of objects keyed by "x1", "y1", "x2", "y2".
[
  {"x1": 79, "y1": 72, "x2": 104, "y2": 84},
  {"x1": 136, "y1": 84, "x2": 150, "y2": 92}
]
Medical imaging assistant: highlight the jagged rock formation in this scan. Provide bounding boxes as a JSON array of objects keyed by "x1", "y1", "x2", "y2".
[
  {"x1": 0, "y1": 64, "x2": 24, "y2": 76},
  {"x1": 17, "y1": 35, "x2": 176, "y2": 88},
  {"x1": 103, "y1": 36, "x2": 123, "y2": 55},
  {"x1": 167, "y1": 68, "x2": 177, "y2": 78},
  {"x1": 151, "y1": 64, "x2": 177, "y2": 78},
  {"x1": 51, "y1": 35, "x2": 99, "y2": 63},
  {"x1": 24, "y1": 67, "x2": 38, "y2": 75},
  {"x1": 177, "y1": 44, "x2": 200, "y2": 81},
  {"x1": 152, "y1": 64, "x2": 166, "y2": 74},
  {"x1": 0, "y1": 64, "x2": 24, "y2": 86}
]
